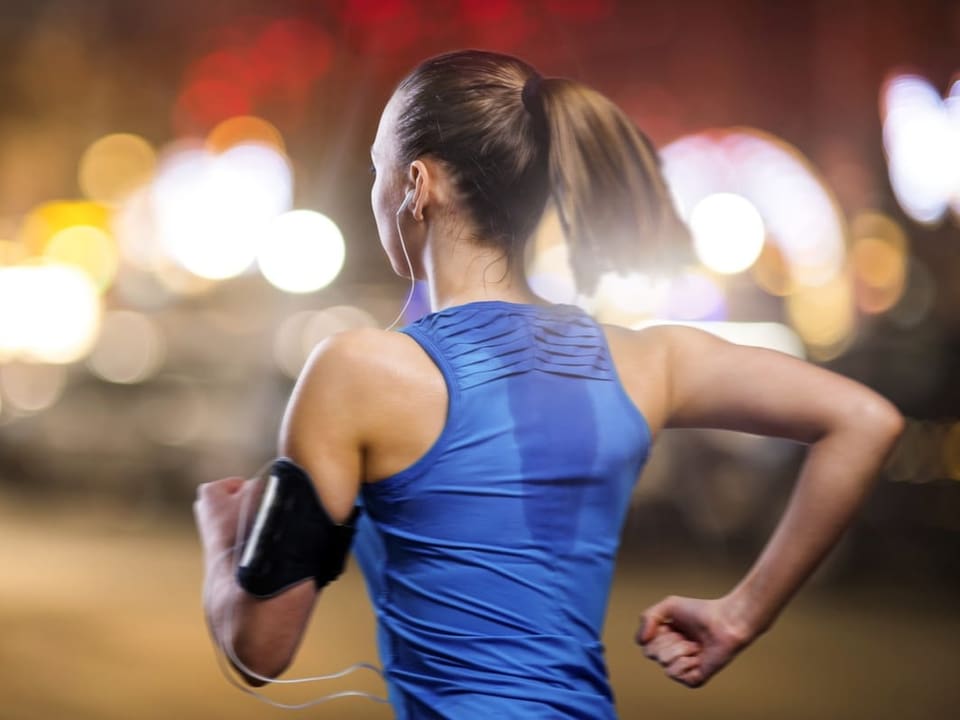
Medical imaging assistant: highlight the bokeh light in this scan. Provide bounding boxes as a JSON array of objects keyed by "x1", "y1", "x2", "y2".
[
  {"x1": 111, "y1": 187, "x2": 160, "y2": 272},
  {"x1": 527, "y1": 243, "x2": 578, "y2": 304},
  {"x1": 662, "y1": 129, "x2": 847, "y2": 288},
  {"x1": 689, "y1": 192, "x2": 766, "y2": 274},
  {"x1": 174, "y1": 19, "x2": 333, "y2": 133},
  {"x1": 661, "y1": 270, "x2": 727, "y2": 321},
  {"x1": 152, "y1": 141, "x2": 293, "y2": 280},
  {"x1": 257, "y1": 210, "x2": 346, "y2": 293},
  {"x1": 0, "y1": 239, "x2": 28, "y2": 265},
  {"x1": 78, "y1": 133, "x2": 156, "y2": 206},
  {"x1": 43, "y1": 225, "x2": 119, "y2": 292},
  {"x1": 0, "y1": 264, "x2": 101, "y2": 364},
  {"x1": 86, "y1": 311, "x2": 166, "y2": 384},
  {"x1": 0, "y1": 362, "x2": 67, "y2": 413},
  {"x1": 17, "y1": 200, "x2": 110, "y2": 256},
  {"x1": 750, "y1": 239, "x2": 794, "y2": 296},
  {"x1": 849, "y1": 211, "x2": 908, "y2": 315},
  {"x1": 206, "y1": 116, "x2": 285, "y2": 154},
  {"x1": 881, "y1": 73, "x2": 960, "y2": 225},
  {"x1": 785, "y1": 272, "x2": 856, "y2": 361},
  {"x1": 273, "y1": 305, "x2": 377, "y2": 379},
  {"x1": 526, "y1": 207, "x2": 577, "y2": 304},
  {"x1": 591, "y1": 271, "x2": 670, "y2": 325},
  {"x1": 632, "y1": 320, "x2": 805, "y2": 358}
]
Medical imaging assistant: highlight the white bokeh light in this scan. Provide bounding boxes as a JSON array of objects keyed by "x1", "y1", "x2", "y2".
[
  {"x1": 257, "y1": 210, "x2": 346, "y2": 293},
  {"x1": 0, "y1": 363, "x2": 67, "y2": 413},
  {"x1": 87, "y1": 310, "x2": 166, "y2": 384},
  {"x1": 881, "y1": 75, "x2": 960, "y2": 225},
  {"x1": 662, "y1": 130, "x2": 847, "y2": 287},
  {"x1": 0, "y1": 264, "x2": 102, "y2": 364},
  {"x1": 152, "y1": 142, "x2": 293, "y2": 280},
  {"x1": 689, "y1": 193, "x2": 765, "y2": 274}
]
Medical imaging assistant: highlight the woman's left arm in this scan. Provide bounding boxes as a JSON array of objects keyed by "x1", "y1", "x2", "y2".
[
  {"x1": 195, "y1": 331, "x2": 370, "y2": 685},
  {"x1": 632, "y1": 324, "x2": 905, "y2": 687}
]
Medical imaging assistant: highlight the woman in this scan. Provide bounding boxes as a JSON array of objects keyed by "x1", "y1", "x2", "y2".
[{"x1": 195, "y1": 50, "x2": 903, "y2": 718}]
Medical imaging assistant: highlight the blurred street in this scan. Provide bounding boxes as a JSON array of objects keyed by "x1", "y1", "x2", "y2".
[{"x1": 1, "y1": 496, "x2": 956, "y2": 720}]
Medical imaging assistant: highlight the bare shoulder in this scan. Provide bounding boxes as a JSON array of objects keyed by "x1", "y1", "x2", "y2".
[
  {"x1": 597, "y1": 322, "x2": 675, "y2": 436},
  {"x1": 596, "y1": 321, "x2": 777, "y2": 435},
  {"x1": 295, "y1": 327, "x2": 447, "y2": 483},
  {"x1": 604, "y1": 322, "x2": 901, "y2": 440},
  {"x1": 301, "y1": 327, "x2": 435, "y2": 385}
]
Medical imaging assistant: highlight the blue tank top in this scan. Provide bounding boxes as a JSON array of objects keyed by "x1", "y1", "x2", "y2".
[{"x1": 353, "y1": 300, "x2": 652, "y2": 719}]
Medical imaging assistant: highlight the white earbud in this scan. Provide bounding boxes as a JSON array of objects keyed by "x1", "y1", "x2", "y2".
[{"x1": 397, "y1": 190, "x2": 414, "y2": 216}]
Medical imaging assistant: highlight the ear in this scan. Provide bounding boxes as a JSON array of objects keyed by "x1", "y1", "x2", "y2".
[{"x1": 405, "y1": 159, "x2": 429, "y2": 221}]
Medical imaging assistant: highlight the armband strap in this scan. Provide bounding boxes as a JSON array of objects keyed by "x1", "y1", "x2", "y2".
[{"x1": 236, "y1": 458, "x2": 360, "y2": 599}]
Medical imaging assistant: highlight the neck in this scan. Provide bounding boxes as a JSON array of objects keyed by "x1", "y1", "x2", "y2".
[{"x1": 422, "y1": 236, "x2": 544, "y2": 312}]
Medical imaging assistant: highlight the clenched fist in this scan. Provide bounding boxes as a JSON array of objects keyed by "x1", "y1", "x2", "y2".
[{"x1": 636, "y1": 595, "x2": 755, "y2": 688}]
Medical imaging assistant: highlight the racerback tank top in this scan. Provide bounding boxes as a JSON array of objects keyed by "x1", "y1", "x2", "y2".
[{"x1": 353, "y1": 300, "x2": 652, "y2": 719}]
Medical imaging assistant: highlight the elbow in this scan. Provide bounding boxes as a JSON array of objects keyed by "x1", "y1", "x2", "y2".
[
  {"x1": 866, "y1": 396, "x2": 905, "y2": 451},
  {"x1": 841, "y1": 393, "x2": 905, "y2": 454},
  {"x1": 231, "y1": 632, "x2": 295, "y2": 687}
]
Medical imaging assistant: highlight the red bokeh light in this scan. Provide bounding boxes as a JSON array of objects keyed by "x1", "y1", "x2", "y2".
[
  {"x1": 174, "y1": 18, "x2": 334, "y2": 134},
  {"x1": 174, "y1": 77, "x2": 252, "y2": 133}
]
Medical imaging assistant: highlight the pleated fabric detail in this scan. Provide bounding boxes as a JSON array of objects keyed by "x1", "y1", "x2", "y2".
[{"x1": 407, "y1": 302, "x2": 614, "y2": 390}]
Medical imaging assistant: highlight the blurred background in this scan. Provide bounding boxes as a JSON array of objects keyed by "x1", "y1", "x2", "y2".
[{"x1": 0, "y1": 0, "x2": 958, "y2": 718}]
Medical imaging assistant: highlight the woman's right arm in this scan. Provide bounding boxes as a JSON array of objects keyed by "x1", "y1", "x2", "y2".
[{"x1": 630, "y1": 324, "x2": 904, "y2": 688}]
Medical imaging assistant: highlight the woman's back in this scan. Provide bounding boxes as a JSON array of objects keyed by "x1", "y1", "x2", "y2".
[{"x1": 355, "y1": 300, "x2": 653, "y2": 718}]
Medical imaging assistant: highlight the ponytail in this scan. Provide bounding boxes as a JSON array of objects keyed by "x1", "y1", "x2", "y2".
[
  {"x1": 395, "y1": 51, "x2": 686, "y2": 296},
  {"x1": 533, "y1": 77, "x2": 687, "y2": 294}
]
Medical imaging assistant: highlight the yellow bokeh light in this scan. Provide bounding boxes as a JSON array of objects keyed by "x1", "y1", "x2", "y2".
[
  {"x1": 18, "y1": 200, "x2": 110, "y2": 256},
  {"x1": 43, "y1": 225, "x2": 119, "y2": 292},
  {"x1": 852, "y1": 238, "x2": 903, "y2": 287},
  {"x1": 851, "y1": 238, "x2": 906, "y2": 314},
  {"x1": 0, "y1": 240, "x2": 28, "y2": 266},
  {"x1": 751, "y1": 239, "x2": 795, "y2": 296},
  {"x1": 206, "y1": 116, "x2": 286, "y2": 154},
  {"x1": 785, "y1": 272, "x2": 856, "y2": 360},
  {"x1": 849, "y1": 211, "x2": 908, "y2": 315},
  {"x1": 850, "y1": 212, "x2": 907, "y2": 253},
  {"x1": 78, "y1": 133, "x2": 157, "y2": 206}
]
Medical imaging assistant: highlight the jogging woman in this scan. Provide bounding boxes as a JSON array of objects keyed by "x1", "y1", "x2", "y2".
[{"x1": 195, "y1": 50, "x2": 903, "y2": 718}]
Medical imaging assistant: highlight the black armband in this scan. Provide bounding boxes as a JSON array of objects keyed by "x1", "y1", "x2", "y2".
[{"x1": 236, "y1": 458, "x2": 360, "y2": 599}]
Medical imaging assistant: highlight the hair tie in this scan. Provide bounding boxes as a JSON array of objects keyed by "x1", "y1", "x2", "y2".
[{"x1": 521, "y1": 74, "x2": 544, "y2": 115}]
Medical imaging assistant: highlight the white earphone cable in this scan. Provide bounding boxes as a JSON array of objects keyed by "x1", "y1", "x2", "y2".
[
  {"x1": 204, "y1": 463, "x2": 391, "y2": 707},
  {"x1": 384, "y1": 192, "x2": 418, "y2": 331},
  {"x1": 207, "y1": 193, "x2": 419, "y2": 708}
]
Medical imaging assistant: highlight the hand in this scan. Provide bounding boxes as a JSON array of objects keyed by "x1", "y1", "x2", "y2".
[
  {"x1": 636, "y1": 595, "x2": 753, "y2": 688},
  {"x1": 193, "y1": 476, "x2": 263, "y2": 567}
]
